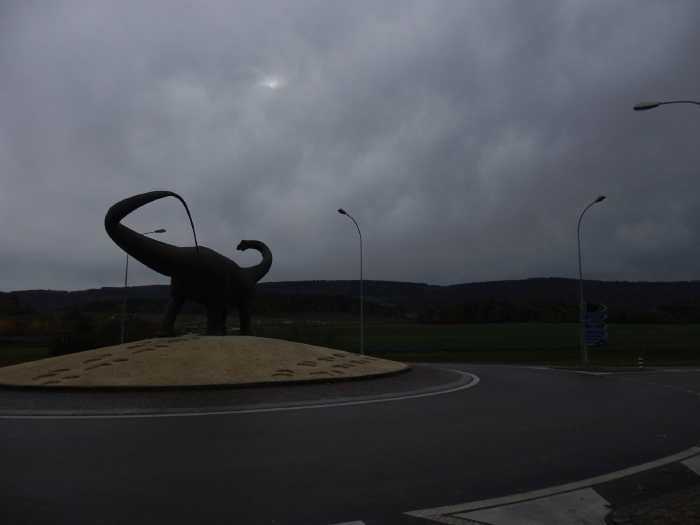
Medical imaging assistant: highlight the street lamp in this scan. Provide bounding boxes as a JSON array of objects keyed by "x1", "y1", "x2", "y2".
[
  {"x1": 121, "y1": 228, "x2": 166, "y2": 344},
  {"x1": 338, "y1": 208, "x2": 364, "y2": 355},
  {"x1": 577, "y1": 196, "x2": 606, "y2": 366},
  {"x1": 633, "y1": 100, "x2": 700, "y2": 111}
]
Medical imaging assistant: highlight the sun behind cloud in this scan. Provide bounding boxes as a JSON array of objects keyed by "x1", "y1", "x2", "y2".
[{"x1": 258, "y1": 75, "x2": 286, "y2": 90}]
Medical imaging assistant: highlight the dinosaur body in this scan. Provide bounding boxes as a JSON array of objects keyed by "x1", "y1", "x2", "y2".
[{"x1": 105, "y1": 191, "x2": 272, "y2": 335}]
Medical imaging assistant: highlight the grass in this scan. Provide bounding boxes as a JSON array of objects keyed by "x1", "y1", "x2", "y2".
[
  {"x1": 256, "y1": 322, "x2": 700, "y2": 366},
  {"x1": 2, "y1": 322, "x2": 700, "y2": 368},
  {"x1": 0, "y1": 344, "x2": 51, "y2": 368}
]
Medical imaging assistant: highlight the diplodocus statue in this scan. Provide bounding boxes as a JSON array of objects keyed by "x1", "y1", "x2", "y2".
[{"x1": 105, "y1": 191, "x2": 272, "y2": 335}]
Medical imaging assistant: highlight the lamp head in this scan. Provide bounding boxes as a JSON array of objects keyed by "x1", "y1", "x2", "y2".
[
  {"x1": 153, "y1": 228, "x2": 166, "y2": 233},
  {"x1": 633, "y1": 101, "x2": 661, "y2": 111},
  {"x1": 337, "y1": 208, "x2": 347, "y2": 215},
  {"x1": 595, "y1": 195, "x2": 606, "y2": 203}
]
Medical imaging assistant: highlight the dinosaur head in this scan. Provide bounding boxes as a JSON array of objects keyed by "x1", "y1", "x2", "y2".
[{"x1": 235, "y1": 239, "x2": 272, "y2": 281}]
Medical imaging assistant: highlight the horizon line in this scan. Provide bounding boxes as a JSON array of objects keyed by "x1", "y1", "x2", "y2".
[{"x1": 6, "y1": 275, "x2": 700, "y2": 294}]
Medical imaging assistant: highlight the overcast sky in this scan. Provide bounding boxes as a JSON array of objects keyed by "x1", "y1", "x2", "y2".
[{"x1": 2, "y1": 1, "x2": 700, "y2": 291}]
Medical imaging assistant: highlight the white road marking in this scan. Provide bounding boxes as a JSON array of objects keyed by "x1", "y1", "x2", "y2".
[
  {"x1": 526, "y1": 366, "x2": 611, "y2": 376},
  {"x1": 0, "y1": 370, "x2": 479, "y2": 420},
  {"x1": 328, "y1": 521, "x2": 365, "y2": 525},
  {"x1": 406, "y1": 446, "x2": 700, "y2": 522},
  {"x1": 543, "y1": 367, "x2": 700, "y2": 375},
  {"x1": 549, "y1": 369, "x2": 611, "y2": 376},
  {"x1": 682, "y1": 454, "x2": 700, "y2": 476},
  {"x1": 453, "y1": 488, "x2": 609, "y2": 525}
]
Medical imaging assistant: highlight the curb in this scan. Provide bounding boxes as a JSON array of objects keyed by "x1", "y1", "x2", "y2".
[
  {"x1": 0, "y1": 367, "x2": 479, "y2": 419},
  {"x1": 406, "y1": 446, "x2": 700, "y2": 524}
]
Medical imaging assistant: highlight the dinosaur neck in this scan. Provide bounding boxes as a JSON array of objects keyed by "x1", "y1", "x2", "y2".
[
  {"x1": 104, "y1": 191, "x2": 198, "y2": 277},
  {"x1": 246, "y1": 241, "x2": 273, "y2": 282}
]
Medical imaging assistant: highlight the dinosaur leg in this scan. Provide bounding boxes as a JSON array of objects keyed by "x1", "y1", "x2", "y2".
[
  {"x1": 217, "y1": 306, "x2": 228, "y2": 335},
  {"x1": 158, "y1": 296, "x2": 184, "y2": 336},
  {"x1": 206, "y1": 305, "x2": 227, "y2": 335},
  {"x1": 238, "y1": 302, "x2": 252, "y2": 335}
]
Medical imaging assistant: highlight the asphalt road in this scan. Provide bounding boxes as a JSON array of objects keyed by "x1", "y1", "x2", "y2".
[{"x1": 2, "y1": 364, "x2": 700, "y2": 524}]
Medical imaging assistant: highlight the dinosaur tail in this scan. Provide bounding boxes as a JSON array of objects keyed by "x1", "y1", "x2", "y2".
[{"x1": 104, "y1": 191, "x2": 199, "y2": 277}]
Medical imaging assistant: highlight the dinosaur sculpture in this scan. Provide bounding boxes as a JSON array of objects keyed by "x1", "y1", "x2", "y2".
[{"x1": 105, "y1": 191, "x2": 272, "y2": 336}]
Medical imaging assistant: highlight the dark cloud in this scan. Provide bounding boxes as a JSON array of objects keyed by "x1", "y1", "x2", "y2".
[{"x1": 2, "y1": 0, "x2": 700, "y2": 290}]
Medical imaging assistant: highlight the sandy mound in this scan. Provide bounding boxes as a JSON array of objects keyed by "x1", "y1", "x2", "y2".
[{"x1": 0, "y1": 335, "x2": 408, "y2": 388}]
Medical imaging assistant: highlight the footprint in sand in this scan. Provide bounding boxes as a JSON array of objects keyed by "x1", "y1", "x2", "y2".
[
  {"x1": 85, "y1": 362, "x2": 112, "y2": 370},
  {"x1": 32, "y1": 373, "x2": 57, "y2": 380},
  {"x1": 132, "y1": 347, "x2": 156, "y2": 354}
]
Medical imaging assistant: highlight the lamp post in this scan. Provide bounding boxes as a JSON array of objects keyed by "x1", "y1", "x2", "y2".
[
  {"x1": 633, "y1": 100, "x2": 700, "y2": 111},
  {"x1": 577, "y1": 196, "x2": 606, "y2": 365},
  {"x1": 338, "y1": 208, "x2": 364, "y2": 355},
  {"x1": 121, "y1": 228, "x2": 166, "y2": 344}
]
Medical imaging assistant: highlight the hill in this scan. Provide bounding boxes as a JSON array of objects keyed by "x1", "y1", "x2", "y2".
[{"x1": 4, "y1": 278, "x2": 700, "y2": 323}]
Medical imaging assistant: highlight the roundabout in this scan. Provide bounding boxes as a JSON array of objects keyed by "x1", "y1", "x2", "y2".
[
  {"x1": 0, "y1": 335, "x2": 407, "y2": 388},
  {"x1": 1, "y1": 358, "x2": 700, "y2": 524}
]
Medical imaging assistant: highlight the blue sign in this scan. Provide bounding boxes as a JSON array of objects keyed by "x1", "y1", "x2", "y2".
[{"x1": 584, "y1": 304, "x2": 608, "y2": 346}]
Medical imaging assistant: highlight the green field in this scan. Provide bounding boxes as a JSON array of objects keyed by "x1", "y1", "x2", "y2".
[
  {"x1": 0, "y1": 344, "x2": 51, "y2": 368},
  {"x1": 2, "y1": 322, "x2": 700, "y2": 368},
  {"x1": 256, "y1": 322, "x2": 700, "y2": 366}
]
